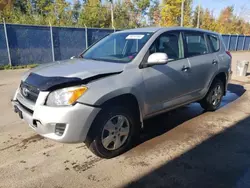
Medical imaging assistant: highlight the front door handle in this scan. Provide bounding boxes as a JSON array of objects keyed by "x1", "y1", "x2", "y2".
[
  {"x1": 182, "y1": 65, "x2": 190, "y2": 72},
  {"x1": 212, "y1": 59, "x2": 218, "y2": 65}
]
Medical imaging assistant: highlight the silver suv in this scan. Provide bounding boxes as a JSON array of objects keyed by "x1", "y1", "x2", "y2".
[{"x1": 12, "y1": 27, "x2": 232, "y2": 158}]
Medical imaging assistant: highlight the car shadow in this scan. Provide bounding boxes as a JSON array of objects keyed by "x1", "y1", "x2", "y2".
[
  {"x1": 135, "y1": 83, "x2": 246, "y2": 148},
  {"x1": 124, "y1": 115, "x2": 250, "y2": 187}
]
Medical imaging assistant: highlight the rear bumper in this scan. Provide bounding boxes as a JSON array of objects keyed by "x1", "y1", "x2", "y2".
[{"x1": 12, "y1": 97, "x2": 100, "y2": 143}]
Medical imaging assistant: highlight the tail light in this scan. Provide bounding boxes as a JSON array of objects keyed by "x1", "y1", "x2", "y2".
[{"x1": 226, "y1": 51, "x2": 232, "y2": 58}]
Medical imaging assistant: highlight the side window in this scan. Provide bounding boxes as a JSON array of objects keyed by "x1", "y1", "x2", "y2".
[
  {"x1": 184, "y1": 32, "x2": 208, "y2": 57},
  {"x1": 149, "y1": 32, "x2": 183, "y2": 61},
  {"x1": 208, "y1": 34, "x2": 220, "y2": 52}
]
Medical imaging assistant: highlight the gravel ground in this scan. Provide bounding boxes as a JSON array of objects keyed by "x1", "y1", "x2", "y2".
[{"x1": 0, "y1": 52, "x2": 250, "y2": 188}]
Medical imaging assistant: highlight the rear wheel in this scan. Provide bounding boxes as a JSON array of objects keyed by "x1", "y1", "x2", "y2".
[
  {"x1": 85, "y1": 106, "x2": 138, "y2": 158},
  {"x1": 200, "y1": 79, "x2": 224, "y2": 111}
]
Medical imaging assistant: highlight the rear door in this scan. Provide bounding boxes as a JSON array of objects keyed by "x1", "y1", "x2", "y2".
[{"x1": 183, "y1": 31, "x2": 219, "y2": 96}]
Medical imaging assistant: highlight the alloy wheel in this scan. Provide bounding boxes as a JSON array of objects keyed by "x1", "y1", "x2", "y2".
[{"x1": 101, "y1": 115, "x2": 130, "y2": 150}]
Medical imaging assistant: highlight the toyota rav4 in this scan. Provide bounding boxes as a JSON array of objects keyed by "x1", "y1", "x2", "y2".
[{"x1": 12, "y1": 27, "x2": 232, "y2": 158}]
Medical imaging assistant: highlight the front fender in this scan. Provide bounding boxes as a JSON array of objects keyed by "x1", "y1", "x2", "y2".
[{"x1": 77, "y1": 70, "x2": 146, "y2": 116}]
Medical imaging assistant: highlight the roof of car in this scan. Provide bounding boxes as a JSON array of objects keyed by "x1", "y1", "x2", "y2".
[{"x1": 117, "y1": 27, "x2": 219, "y2": 35}]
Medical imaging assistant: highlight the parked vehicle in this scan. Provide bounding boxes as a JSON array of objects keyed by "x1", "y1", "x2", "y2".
[{"x1": 12, "y1": 27, "x2": 232, "y2": 158}]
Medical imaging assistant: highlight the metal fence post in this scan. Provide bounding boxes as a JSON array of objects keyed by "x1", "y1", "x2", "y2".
[
  {"x1": 84, "y1": 24, "x2": 88, "y2": 49},
  {"x1": 3, "y1": 19, "x2": 12, "y2": 66},
  {"x1": 235, "y1": 35, "x2": 239, "y2": 51},
  {"x1": 248, "y1": 37, "x2": 250, "y2": 51},
  {"x1": 242, "y1": 35, "x2": 246, "y2": 50},
  {"x1": 49, "y1": 22, "x2": 55, "y2": 62},
  {"x1": 227, "y1": 35, "x2": 231, "y2": 51}
]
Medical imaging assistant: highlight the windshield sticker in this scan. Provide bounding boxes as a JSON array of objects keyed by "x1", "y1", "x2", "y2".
[{"x1": 126, "y1": 35, "x2": 144, "y2": 40}]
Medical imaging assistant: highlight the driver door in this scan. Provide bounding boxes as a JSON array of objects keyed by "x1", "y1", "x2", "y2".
[{"x1": 141, "y1": 31, "x2": 192, "y2": 116}]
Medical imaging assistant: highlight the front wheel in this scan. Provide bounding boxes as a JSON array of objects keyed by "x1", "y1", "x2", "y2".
[
  {"x1": 200, "y1": 79, "x2": 224, "y2": 111},
  {"x1": 85, "y1": 106, "x2": 138, "y2": 158}
]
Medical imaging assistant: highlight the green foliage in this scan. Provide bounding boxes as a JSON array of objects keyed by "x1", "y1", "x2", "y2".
[
  {"x1": 78, "y1": 0, "x2": 110, "y2": 28},
  {"x1": 72, "y1": 0, "x2": 81, "y2": 24},
  {"x1": 160, "y1": 0, "x2": 183, "y2": 26},
  {"x1": 183, "y1": 0, "x2": 192, "y2": 27},
  {"x1": 148, "y1": 0, "x2": 160, "y2": 25},
  {"x1": 0, "y1": 1, "x2": 250, "y2": 34},
  {"x1": 0, "y1": 64, "x2": 38, "y2": 70},
  {"x1": 113, "y1": 0, "x2": 130, "y2": 29}
]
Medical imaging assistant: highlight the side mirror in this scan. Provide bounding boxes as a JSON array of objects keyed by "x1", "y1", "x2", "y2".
[
  {"x1": 70, "y1": 56, "x2": 76, "y2": 59},
  {"x1": 147, "y1": 53, "x2": 168, "y2": 66}
]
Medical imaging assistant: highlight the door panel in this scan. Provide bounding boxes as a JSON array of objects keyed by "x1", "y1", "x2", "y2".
[
  {"x1": 187, "y1": 53, "x2": 218, "y2": 93},
  {"x1": 142, "y1": 59, "x2": 191, "y2": 115},
  {"x1": 183, "y1": 31, "x2": 219, "y2": 96},
  {"x1": 141, "y1": 31, "x2": 193, "y2": 116}
]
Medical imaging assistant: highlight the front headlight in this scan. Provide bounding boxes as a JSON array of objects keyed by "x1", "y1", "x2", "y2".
[{"x1": 46, "y1": 86, "x2": 88, "y2": 106}]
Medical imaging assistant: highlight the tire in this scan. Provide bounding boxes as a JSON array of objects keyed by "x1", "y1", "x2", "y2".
[
  {"x1": 200, "y1": 79, "x2": 225, "y2": 111},
  {"x1": 85, "y1": 105, "x2": 139, "y2": 159}
]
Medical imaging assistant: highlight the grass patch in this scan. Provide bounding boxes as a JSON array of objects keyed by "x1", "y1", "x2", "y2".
[{"x1": 0, "y1": 64, "x2": 38, "y2": 70}]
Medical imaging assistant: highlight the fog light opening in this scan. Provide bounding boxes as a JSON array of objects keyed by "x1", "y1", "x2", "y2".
[{"x1": 55, "y1": 123, "x2": 66, "y2": 136}]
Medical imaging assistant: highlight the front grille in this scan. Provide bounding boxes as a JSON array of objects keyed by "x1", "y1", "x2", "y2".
[
  {"x1": 17, "y1": 99, "x2": 34, "y2": 115},
  {"x1": 20, "y1": 82, "x2": 39, "y2": 103}
]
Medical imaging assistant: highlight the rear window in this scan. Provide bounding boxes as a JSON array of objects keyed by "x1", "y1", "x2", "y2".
[
  {"x1": 184, "y1": 32, "x2": 208, "y2": 57},
  {"x1": 208, "y1": 34, "x2": 220, "y2": 52}
]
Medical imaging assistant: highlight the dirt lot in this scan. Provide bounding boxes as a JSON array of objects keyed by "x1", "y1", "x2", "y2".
[{"x1": 1, "y1": 52, "x2": 250, "y2": 188}]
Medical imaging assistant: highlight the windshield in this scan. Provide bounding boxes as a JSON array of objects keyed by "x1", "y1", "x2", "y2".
[{"x1": 82, "y1": 32, "x2": 153, "y2": 63}]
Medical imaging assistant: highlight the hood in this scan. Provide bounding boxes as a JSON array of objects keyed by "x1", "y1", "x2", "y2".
[
  {"x1": 26, "y1": 58, "x2": 125, "y2": 78},
  {"x1": 22, "y1": 58, "x2": 125, "y2": 91}
]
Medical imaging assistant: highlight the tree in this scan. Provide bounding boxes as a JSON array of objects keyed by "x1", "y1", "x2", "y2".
[
  {"x1": 148, "y1": 0, "x2": 160, "y2": 26},
  {"x1": 216, "y1": 6, "x2": 234, "y2": 34},
  {"x1": 0, "y1": 0, "x2": 12, "y2": 11},
  {"x1": 39, "y1": 0, "x2": 72, "y2": 26},
  {"x1": 160, "y1": 0, "x2": 192, "y2": 27},
  {"x1": 192, "y1": 5, "x2": 203, "y2": 28},
  {"x1": 0, "y1": 0, "x2": 250, "y2": 34},
  {"x1": 160, "y1": 0, "x2": 182, "y2": 26},
  {"x1": 113, "y1": 0, "x2": 130, "y2": 29},
  {"x1": 31, "y1": 0, "x2": 53, "y2": 16},
  {"x1": 78, "y1": 0, "x2": 110, "y2": 28},
  {"x1": 13, "y1": 0, "x2": 29, "y2": 14},
  {"x1": 183, "y1": 0, "x2": 192, "y2": 27},
  {"x1": 72, "y1": 0, "x2": 81, "y2": 24},
  {"x1": 200, "y1": 9, "x2": 216, "y2": 31},
  {"x1": 124, "y1": 0, "x2": 150, "y2": 28}
]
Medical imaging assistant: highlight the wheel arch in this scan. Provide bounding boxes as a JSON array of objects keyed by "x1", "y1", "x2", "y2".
[
  {"x1": 210, "y1": 71, "x2": 228, "y2": 95},
  {"x1": 84, "y1": 93, "x2": 143, "y2": 154},
  {"x1": 99, "y1": 93, "x2": 143, "y2": 127}
]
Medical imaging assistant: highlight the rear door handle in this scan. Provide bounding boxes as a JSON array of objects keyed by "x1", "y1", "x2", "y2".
[
  {"x1": 212, "y1": 59, "x2": 218, "y2": 65},
  {"x1": 182, "y1": 65, "x2": 190, "y2": 72}
]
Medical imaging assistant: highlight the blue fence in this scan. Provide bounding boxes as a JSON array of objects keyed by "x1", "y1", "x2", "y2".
[
  {"x1": 0, "y1": 23, "x2": 250, "y2": 66},
  {"x1": 222, "y1": 35, "x2": 250, "y2": 51},
  {"x1": 0, "y1": 24, "x2": 115, "y2": 66},
  {"x1": 0, "y1": 24, "x2": 8, "y2": 66}
]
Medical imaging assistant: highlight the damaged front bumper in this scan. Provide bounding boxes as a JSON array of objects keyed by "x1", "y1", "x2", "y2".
[{"x1": 12, "y1": 89, "x2": 100, "y2": 143}]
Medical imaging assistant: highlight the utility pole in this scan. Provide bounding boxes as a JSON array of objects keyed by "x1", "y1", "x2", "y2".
[
  {"x1": 181, "y1": 0, "x2": 185, "y2": 27},
  {"x1": 197, "y1": 0, "x2": 201, "y2": 28}
]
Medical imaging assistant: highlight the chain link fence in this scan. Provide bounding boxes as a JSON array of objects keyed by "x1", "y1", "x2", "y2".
[{"x1": 1, "y1": 23, "x2": 250, "y2": 66}]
